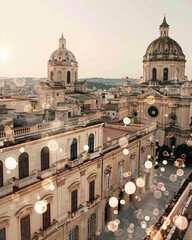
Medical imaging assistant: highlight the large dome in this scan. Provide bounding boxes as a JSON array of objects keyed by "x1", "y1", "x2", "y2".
[
  {"x1": 49, "y1": 49, "x2": 76, "y2": 63},
  {"x1": 48, "y1": 33, "x2": 77, "y2": 65},
  {"x1": 144, "y1": 36, "x2": 185, "y2": 62}
]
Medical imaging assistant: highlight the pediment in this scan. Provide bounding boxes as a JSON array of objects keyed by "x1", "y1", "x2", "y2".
[{"x1": 138, "y1": 89, "x2": 166, "y2": 99}]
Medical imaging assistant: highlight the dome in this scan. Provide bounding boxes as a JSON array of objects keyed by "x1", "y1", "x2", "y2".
[
  {"x1": 49, "y1": 49, "x2": 76, "y2": 63},
  {"x1": 144, "y1": 36, "x2": 185, "y2": 62},
  {"x1": 48, "y1": 33, "x2": 77, "y2": 65}
]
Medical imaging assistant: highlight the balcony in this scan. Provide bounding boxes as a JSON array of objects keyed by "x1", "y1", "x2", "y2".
[
  {"x1": 0, "y1": 183, "x2": 13, "y2": 197},
  {"x1": 68, "y1": 156, "x2": 83, "y2": 168},
  {"x1": 39, "y1": 220, "x2": 58, "y2": 238},
  {"x1": 86, "y1": 195, "x2": 101, "y2": 208},
  {"x1": 87, "y1": 151, "x2": 100, "y2": 160},
  {"x1": 67, "y1": 204, "x2": 84, "y2": 220},
  {"x1": 14, "y1": 172, "x2": 38, "y2": 189},
  {"x1": 37, "y1": 166, "x2": 57, "y2": 179}
]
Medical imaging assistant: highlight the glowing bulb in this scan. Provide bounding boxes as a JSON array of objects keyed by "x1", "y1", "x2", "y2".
[
  {"x1": 136, "y1": 178, "x2": 145, "y2": 188},
  {"x1": 123, "y1": 149, "x2": 129, "y2": 155},
  {"x1": 109, "y1": 197, "x2": 118, "y2": 207},
  {"x1": 35, "y1": 200, "x2": 47, "y2": 214},
  {"x1": 5, "y1": 157, "x2": 17, "y2": 170},
  {"x1": 123, "y1": 117, "x2": 131, "y2": 125},
  {"x1": 83, "y1": 145, "x2": 89, "y2": 151},
  {"x1": 145, "y1": 160, "x2": 152, "y2": 169},
  {"x1": 125, "y1": 182, "x2": 136, "y2": 195}
]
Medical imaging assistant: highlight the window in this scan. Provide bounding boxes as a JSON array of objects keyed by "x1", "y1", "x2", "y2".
[
  {"x1": 57, "y1": 93, "x2": 59, "y2": 96},
  {"x1": 163, "y1": 68, "x2": 168, "y2": 81},
  {"x1": 152, "y1": 68, "x2": 157, "y2": 80},
  {"x1": 89, "y1": 181, "x2": 95, "y2": 202},
  {"x1": 171, "y1": 137, "x2": 176, "y2": 148},
  {"x1": 71, "y1": 190, "x2": 78, "y2": 213},
  {"x1": 50, "y1": 71, "x2": 54, "y2": 81},
  {"x1": 0, "y1": 228, "x2": 6, "y2": 240},
  {"x1": 41, "y1": 147, "x2": 49, "y2": 171},
  {"x1": 68, "y1": 112, "x2": 71, "y2": 118},
  {"x1": 67, "y1": 71, "x2": 71, "y2": 83},
  {"x1": 0, "y1": 161, "x2": 3, "y2": 187},
  {"x1": 43, "y1": 203, "x2": 51, "y2": 230},
  {"x1": 148, "y1": 106, "x2": 159, "y2": 118},
  {"x1": 75, "y1": 72, "x2": 77, "y2": 81},
  {"x1": 88, "y1": 214, "x2": 96, "y2": 237},
  {"x1": 57, "y1": 71, "x2": 62, "y2": 82},
  {"x1": 105, "y1": 174, "x2": 110, "y2": 191},
  {"x1": 20, "y1": 215, "x2": 30, "y2": 240},
  {"x1": 69, "y1": 226, "x2": 78, "y2": 240},
  {"x1": 119, "y1": 166, "x2": 124, "y2": 182},
  {"x1": 19, "y1": 153, "x2": 29, "y2": 179},
  {"x1": 71, "y1": 139, "x2": 77, "y2": 160},
  {"x1": 88, "y1": 134, "x2": 94, "y2": 153},
  {"x1": 131, "y1": 159, "x2": 136, "y2": 174}
]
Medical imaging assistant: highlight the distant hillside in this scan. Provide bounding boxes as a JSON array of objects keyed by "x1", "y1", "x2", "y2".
[
  {"x1": 79, "y1": 77, "x2": 138, "y2": 85},
  {"x1": 79, "y1": 77, "x2": 138, "y2": 90}
]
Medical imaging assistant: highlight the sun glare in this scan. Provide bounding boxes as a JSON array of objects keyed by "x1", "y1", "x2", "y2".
[{"x1": 0, "y1": 47, "x2": 9, "y2": 61}]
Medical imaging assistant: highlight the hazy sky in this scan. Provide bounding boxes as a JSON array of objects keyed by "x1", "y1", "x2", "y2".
[{"x1": 1, "y1": 0, "x2": 192, "y2": 79}]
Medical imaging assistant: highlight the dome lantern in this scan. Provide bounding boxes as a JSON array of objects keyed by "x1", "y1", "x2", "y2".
[
  {"x1": 159, "y1": 16, "x2": 169, "y2": 37},
  {"x1": 59, "y1": 33, "x2": 66, "y2": 49}
]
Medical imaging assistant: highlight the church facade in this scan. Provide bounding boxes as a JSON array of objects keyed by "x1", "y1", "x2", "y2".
[{"x1": 124, "y1": 17, "x2": 192, "y2": 150}]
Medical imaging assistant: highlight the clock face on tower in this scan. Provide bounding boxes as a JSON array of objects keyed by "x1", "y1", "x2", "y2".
[{"x1": 148, "y1": 106, "x2": 159, "y2": 118}]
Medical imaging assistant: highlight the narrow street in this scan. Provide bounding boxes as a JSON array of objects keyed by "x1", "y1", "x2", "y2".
[{"x1": 98, "y1": 162, "x2": 192, "y2": 240}]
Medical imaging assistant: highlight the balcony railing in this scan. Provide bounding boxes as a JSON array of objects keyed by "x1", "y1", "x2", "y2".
[
  {"x1": 39, "y1": 220, "x2": 58, "y2": 238},
  {"x1": 86, "y1": 195, "x2": 101, "y2": 208},
  {"x1": 37, "y1": 166, "x2": 56, "y2": 179},
  {"x1": 68, "y1": 156, "x2": 83, "y2": 168},
  {"x1": 14, "y1": 172, "x2": 38, "y2": 188},
  {"x1": 0, "y1": 183, "x2": 13, "y2": 197},
  {"x1": 0, "y1": 116, "x2": 90, "y2": 141},
  {"x1": 67, "y1": 204, "x2": 84, "y2": 220},
  {"x1": 87, "y1": 151, "x2": 100, "y2": 160}
]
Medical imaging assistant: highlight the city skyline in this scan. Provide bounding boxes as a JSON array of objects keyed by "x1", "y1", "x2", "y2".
[{"x1": 1, "y1": 0, "x2": 192, "y2": 79}]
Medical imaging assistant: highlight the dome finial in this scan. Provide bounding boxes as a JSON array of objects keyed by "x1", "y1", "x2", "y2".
[
  {"x1": 159, "y1": 16, "x2": 169, "y2": 37},
  {"x1": 59, "y1": 33, "x2": 66, "y2": 49}
]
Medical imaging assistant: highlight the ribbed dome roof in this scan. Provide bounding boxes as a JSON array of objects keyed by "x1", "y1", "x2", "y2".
[
  {"x1": 49, "y1": 49, "x2": 76, "y2": 63},
  {"x1": 144, "y1": 36, "x2": 185, "y2": 62}
]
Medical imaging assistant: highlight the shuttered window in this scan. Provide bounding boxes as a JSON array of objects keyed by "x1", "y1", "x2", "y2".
[
  {"x1": 0, "y1": 228, "x2": 6, "y2": 240},
  {"x1": 43, "y1": 203, "x2": 51, "y2": 230},
  {"x1": 71, "y1": 190, "x2": 78, "y2": 213},
  {"x1": 89, "y1": 181, "x2": 95, "y2": 202},
  {"x1": 20, "y1": 215, "x2": 30, "y2": 240}
]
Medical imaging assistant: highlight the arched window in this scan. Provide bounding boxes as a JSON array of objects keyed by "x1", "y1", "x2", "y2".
[
  {"x1": 57, "y1": 71, "x2": 62, "y2": 82},
  {"x1": 0, "y1": 161, "x2": 3, "y2": 187},
  {"x1": 41, "y1": 147, "x2": 49, "y2": 171},
  {"x1": 71, "y1": 138, "x2": 77, "y2": 160},
  {"x1": 163, "y1": 68, "x2": 168, "y2": 81},
  {"x1": 152, "y1": 68, "x2": 157, "y2": 80},
  {"x1": 67, "y1": 71, "x2": 71, "y2": 83},
  {"x1": 50, "y1": 71, "x2": 54, "y2": 81},
  {"x1": 88, "y1": 134, "x2": 94, "y2": 153},
  {"x1": 19, "y1": 153, "x2": 29, "y2": 179}
]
